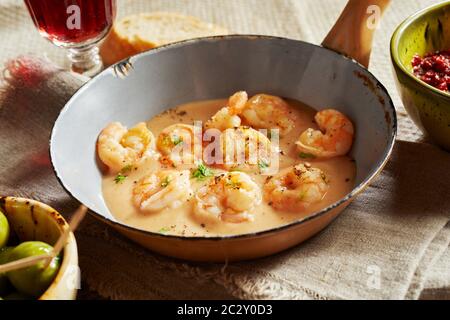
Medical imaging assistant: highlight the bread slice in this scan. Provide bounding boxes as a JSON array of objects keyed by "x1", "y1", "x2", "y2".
[{"x1": 100, "y1": 12, "x2": 229, "y2": 66}]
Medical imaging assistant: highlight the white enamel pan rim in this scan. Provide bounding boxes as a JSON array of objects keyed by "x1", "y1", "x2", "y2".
[{"x1": 50, "y1": 34, "x2": 398, "y2": 241}]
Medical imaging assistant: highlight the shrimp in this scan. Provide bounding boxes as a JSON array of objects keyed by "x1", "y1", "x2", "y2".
[
  {"x1": 264, "y1": 163, "x2": 329, "y2": 212},
  {"x1": 218, "y1": 126, "x2": 276, "y2": 174},
  {"x1": 133, "y1": 170, "x2": 193, "y2": 213},
  {"x1": 205, "y1": 91, "x2": 248, "y2": 131},
  {"x1": 241, "y1": 94, "x2": 296, "y2": 136},
  {"x1": 194, "y1": 172, "x2": 262, "y2": 223},
  {"x1": 157, "y1": 124, "x2": 202, "y2": 168},
  {"x1": 296, "y1": 109, "x2": 354, "y2": 159},
  {"x1": 97, "y1": 122, "x2": 157, "y2": 173}
]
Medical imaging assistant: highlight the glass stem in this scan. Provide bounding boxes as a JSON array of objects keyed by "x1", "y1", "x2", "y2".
[{"x1": 67, "y1": 45, "x2": 103, "y2": 77}]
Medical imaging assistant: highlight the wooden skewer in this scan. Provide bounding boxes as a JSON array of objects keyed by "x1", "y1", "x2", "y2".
[
  {"x1": 0, "y1": 254, "x2": 52, "y2": 274},
  {"x1": 48, "y1": 205, "x2": 87, "y2": 260},
  {"x1": 0, "y1": 205, "x2": 87, "y2": 273}
]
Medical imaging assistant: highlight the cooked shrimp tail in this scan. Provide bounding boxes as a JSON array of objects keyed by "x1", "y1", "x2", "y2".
[
  {"x1": 157, "y1": 124, "x2": 202, "y2": 168},
  {"x1": 296, "y1": 109, "x2": 354, "y2": 158},
  {"x1": 205, "y1": 91, "x2": 248, "y2": 131},
  {"x1": 133, "y1": 170, "x2": 193, "y2": 212},
  {"x1": 264, "y1": 164, "x2": 329, "y2": 212},
  {"x1": 241, "y1": 94, "x2": 296, "y2": 136},
  {"x1": 97, "y1": 122, "x2": 157, "y2": 173},
  {"x1": 194, "y1": 172, "x2": 262, "y2": 223}
]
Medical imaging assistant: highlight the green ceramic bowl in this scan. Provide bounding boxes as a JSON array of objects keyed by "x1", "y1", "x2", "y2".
[{"x1": 391, "y1": 1, "x2": 450, "y2": 150}]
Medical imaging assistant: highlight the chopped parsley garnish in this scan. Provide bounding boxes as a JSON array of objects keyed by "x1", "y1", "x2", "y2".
[
  {"x1": 299, "y1": 152, "x2": 316, "y2": 159},
  {"x1": 161, "y1": 177, "x2": 171, "y2": 188},
  {"x1": 114, "y1": 174, "x2": 127, "y2": 184},
  {"x1": 258, "y1": 160, "x2": 269, "y2": 170},
  {"x1": 158, "y1": 227, "x2": 171, "y2": 234},
  {"x1": 172, "y1": 135, "x2": 184, "y2": 146},
  {"x1": 191, "y1": 163, "x2": 214, "y2": 181},
  {"x1": 114, "y1": 165, "x2": 135, "y2": 184}
]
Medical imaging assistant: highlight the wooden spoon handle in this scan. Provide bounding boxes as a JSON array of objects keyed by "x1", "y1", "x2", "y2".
[{"x1": 322, "y1": 0, "x2": 391, "y2": 68}]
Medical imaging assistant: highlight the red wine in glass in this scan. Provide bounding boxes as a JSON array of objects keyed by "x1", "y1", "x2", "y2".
[{"x1": 24, "y1": 0, "x2": 117, "y2": 76}]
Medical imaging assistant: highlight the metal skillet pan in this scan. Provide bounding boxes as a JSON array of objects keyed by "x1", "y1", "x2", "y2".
[{"x1": 50, "y1": 0, "x2": 396, "y2": 262}]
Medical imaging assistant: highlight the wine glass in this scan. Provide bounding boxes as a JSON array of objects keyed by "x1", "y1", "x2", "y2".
[{"x1": 24, "y1": 0, "x2": 116, "y2": 76}]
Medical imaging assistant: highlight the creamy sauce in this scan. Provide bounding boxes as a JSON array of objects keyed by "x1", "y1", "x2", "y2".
[{"x1": 102, "y1": 98, "x2": 356, "y2": 237}]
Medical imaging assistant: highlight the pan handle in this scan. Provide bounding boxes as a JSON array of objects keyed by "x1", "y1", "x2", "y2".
[{"x1": 322, "y1": 0, "x2": 390, "y2": 68}]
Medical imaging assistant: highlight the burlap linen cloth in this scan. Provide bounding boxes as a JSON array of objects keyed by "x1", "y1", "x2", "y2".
[{"x1": 0, "y1": 0, "x2": 449, "y2": 299}]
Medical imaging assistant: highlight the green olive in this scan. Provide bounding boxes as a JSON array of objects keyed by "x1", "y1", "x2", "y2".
[
  {"x1": 7, "y1": 242, "x2": 61, "y2": 298},
  {"x1": 0, "y1": 247, "x2": 13, "y2": 295},
  {"x1": 0, "y1": 210, "x2": 10, "y2": 248}
]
